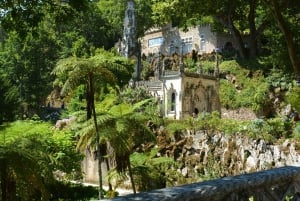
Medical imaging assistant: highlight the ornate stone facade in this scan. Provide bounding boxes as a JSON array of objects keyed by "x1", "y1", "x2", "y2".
[
  {"x1": 136, "y1": 57, "x2": 220, "y2": 119},
  {"x1": 141, "y1": 24, "x2": 236, "y2": 57}
]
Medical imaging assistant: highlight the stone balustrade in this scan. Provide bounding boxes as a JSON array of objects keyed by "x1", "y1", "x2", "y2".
[{"x1": 103, "y1": 166, "x2": 300, "y2": 201}]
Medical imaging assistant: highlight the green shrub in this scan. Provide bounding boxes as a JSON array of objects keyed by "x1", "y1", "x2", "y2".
[
  {"x1": 292, "y1": 122, "x2": 300, "y2": 139},
  {"x1": 48, "y1": 181, "x2": 98, "y2": 201},
  {"x1": 194, "y1": 111, "x2": 222, "y2": 131},
  {"x1": 267, "y1": 117, "x2": 293, "y2": 139},
  {"x1": 219, "y1": 79, "x2": 239, "y2": 109},
  {"x1": 286, "y1": 87, "x2": 300, "y2": 113},
  {"x1": 200, "y1": 60, "x2": 216, "y2": 72},
  {"x1": 219, "y1": 60, "x2": 269, "y2": 112},
  {"x1": 266, "y1": 69, "x2": 293, "y2": 91},
  {"x1": 219, "y1": 60, "x2": 245, "y2": 76}
]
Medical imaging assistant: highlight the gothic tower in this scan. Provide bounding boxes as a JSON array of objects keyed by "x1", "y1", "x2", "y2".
[{"x1": 122, "y1": 0, "x2": 136, "y2": 58}]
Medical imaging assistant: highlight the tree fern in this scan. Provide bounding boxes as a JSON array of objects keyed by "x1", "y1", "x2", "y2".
[
  {"x1": 129, "y1": 148, "x2": 182, "y2": 191},
  {"x1": 0, "y1": 121, "x2": 81, "y2": 201},
  {"x1": 53, "y1": 49, "x2": 134, "y2": 198}
]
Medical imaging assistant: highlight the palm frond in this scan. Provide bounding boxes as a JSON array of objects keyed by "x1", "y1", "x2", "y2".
[
  {"x1": 94, "y1": 67, "x2": 117, "y2": 85},
  {"x1": 106, "y1": 168, "x2": 128, "y2": 190},
  {"x1": 52, "y1": 57, "x2": 79, "y2": 76},
  {"x1": 109, "y1": 103, "x2": 133, "y2": 116},
  {"x1": 0, "y1": 138, "x2": 54, "y2": 200},
  {"x1": 130, "y1": 152, "x2": 148, "y2": 166},
  {"x1": 131, "y1": 98, "x2": 153, "y2": 111},
  {"x1": 95, "y1": 93, "x2": 117, "y2": 111}
]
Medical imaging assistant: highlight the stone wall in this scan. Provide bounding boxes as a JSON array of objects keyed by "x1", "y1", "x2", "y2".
[
  {"x1": 141, "y1": 24, "x2": 234, "y2": 56},
  {"x1": 163, "y1": 129, "x2": 300, "y2": 178},
  {"x1": 103, "y1": 166, "x2": 300, "y2": 201},
  {"x1": 83, "y1": 129, "x2": 300, "y2": 185}
]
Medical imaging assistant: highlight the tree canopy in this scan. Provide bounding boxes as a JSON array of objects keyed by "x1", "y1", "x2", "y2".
[
  {"x1": 151, "y1": 0, "x2": 300, "y2": 77},
  {"x1": 0, "y1": 0, "x2": 300, "y2": 199}
]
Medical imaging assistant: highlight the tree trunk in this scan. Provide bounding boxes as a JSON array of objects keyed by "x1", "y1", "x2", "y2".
[
  {"x1": 105, "y1": 157, "x2": 113, "y2": 191},
  {"x1": 86, "y1": 83, "x2": 93, "y2": 120},
  {"x1": 1, "y1": 164, "x2": 7, "y2": 201},
  {"x1": 127, "y1": 158, "x2": 136, "y2": 194},
  {"x1": 270, "y1": 0, "x2": 300, "y2": 78},
  {"x1": 7, "y1": 178, "x2": 16, "y2": 201},
  {"x1": 248, "y1": 0, "x2": 258, "y2": 59},
  {"x1": 89, "y1": 74, "x2": 103, "y2": 199},
  {"x1": 215, "y1": 16, "x2": 247, "y2": 59},
  {"x1": 86, "y1": 93, "x2": 93, "y2": 120}
]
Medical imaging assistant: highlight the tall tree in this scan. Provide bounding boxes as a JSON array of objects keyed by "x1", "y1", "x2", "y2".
[
  {"x1": 0, "y1": 0, "x2": 89, "y2": 37},
  {"x1": 0, "y1": 0, "x2": 124, "y2": 121},
  {"x1": 262, "y1": 0, "x2": 300, "y2": 78},
  {"x1": 0, "y1": 73, "x2": 19, "y2": 123},
  {"x1": 0, "y1": 26, "x2": 60, "y2": 117},
  {"x1": 151, "y1": 0, "x2": 270, "y2": 59},
  {"x1": 75, "y1": 95, "x2": 155, "y2": 194},
  {"x1": 53, "y1": 49, "x2": 133, "y2": 199}
]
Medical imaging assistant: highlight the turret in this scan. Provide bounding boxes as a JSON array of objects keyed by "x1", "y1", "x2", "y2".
[{"x1": 122, "y1": 0, "x2": 136, "y2": 58}]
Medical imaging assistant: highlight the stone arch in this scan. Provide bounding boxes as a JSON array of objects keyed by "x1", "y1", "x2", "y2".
[
  {"x1": 224, "y1": 41, "x2": 233, "y2": 50},
  {"x1": 194, "y1": 108, "x2": 199, "y2": 115},
  {"x1": 171, "y1": 92, "x2": 176, "y2": 111},
  {"x1": 167, "y1": 84, "x2": 177, "y2": 115},
  {"x1": 193, "y1": 83, "x2": 207, "y2": 113}
]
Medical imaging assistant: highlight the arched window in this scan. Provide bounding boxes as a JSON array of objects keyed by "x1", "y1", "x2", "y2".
[{"x1": 171, "y1": 92, "x2": 176, "y2": 111}]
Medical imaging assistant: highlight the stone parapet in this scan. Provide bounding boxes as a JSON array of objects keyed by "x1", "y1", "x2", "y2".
[{"x1": 102, "y1": 166, "x2": 300, "y2": 201}]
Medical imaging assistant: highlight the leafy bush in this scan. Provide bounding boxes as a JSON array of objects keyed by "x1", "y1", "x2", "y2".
[
  {"x1": 199, "y1": 60, "x2": 215, "y2": 73},
  {"x1": 194, "y1": 111, "x2": 222, "y2": 131},
  {"x1": 168, "y1": 112, "x2": 293, "y2": 142},
  {"x1": 219, "y1": 60, "x2": 270, "y2": 112},
  {"x1": 266, "y1": 69, "x2": 293, "y2": 91},
  {"x1": 219, "y1": 60, "x2": 245, "y2": 76},
  {"x1": 0, "y1": 120, "x2": 83, "y2": 201},
  {"x1": 219, "y1": 79, "x2": 239, "y2": 109},
  {"x1": 286, "y1": 87, "x2": 300, "y2": 113},
  {"x1": 165, "y1": 119, "x2": 190, "y2": 136},
  {"x1": 119, "y1": 86, "x2": 153, "y2": 104},
  {"x1": 48, "y1": 181, "x2": 98, "y2": 201},
  {"x1": 238, "y1": 79, "x2": 269, "y2": 112},
  {"x1": 292, "y1": 122, "x2": 300, "y2": 139},
  {"x1": 267, "y1": 117, "x2": 293, "y2": 139},
  {"x1": 130, "y1": 148, "x2": 183, "y2": 191}
]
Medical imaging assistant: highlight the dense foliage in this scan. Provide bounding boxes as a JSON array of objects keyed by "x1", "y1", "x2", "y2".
[
  {"x1": 0, "y1": 120, "x2": 82, "y2": 201},
  {"x1": 0, "y1": 0, "x2": 300, "y2": 200}
]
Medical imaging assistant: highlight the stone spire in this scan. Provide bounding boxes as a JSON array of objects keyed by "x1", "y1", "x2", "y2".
[{"x1": 122, "y1": 0, "x2": 136, "y2": 58}]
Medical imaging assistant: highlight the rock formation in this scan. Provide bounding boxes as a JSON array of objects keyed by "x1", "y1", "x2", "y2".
[{"x1": 156, "y1": 128, "x2": 300, "y2": 179}]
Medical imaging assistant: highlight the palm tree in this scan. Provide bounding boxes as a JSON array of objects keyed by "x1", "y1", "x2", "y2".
[
  {"x1": 53, "y1": 49, "x2": 133, "y2": 199},
  {"x1": 75, "y1": 95, "x2": 156, "y2": 194}
]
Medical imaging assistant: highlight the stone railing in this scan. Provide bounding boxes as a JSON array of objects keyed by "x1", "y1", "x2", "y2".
[
  {"x1": 103, "y1": 166, "x2": 300, "y2": 201},
  {"x1": 135, "y1": 80, "x2": 162, "y2": 91}
]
